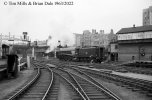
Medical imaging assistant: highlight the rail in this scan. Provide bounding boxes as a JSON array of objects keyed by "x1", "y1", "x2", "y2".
[
  {"x1": 57, "y1": 68, "x2": 90, "y2": 100},
  {"x1": 42, "y1": 66, "x2": 54, "y2": 100},
  {"x1": 8, "y1": 67, "x2": 40, "y2": 100},
  {"x1": 53, "y1": 70, "x2": 86, "y2": 100},
  {"x1": 75, "y1": 66, "x2": 152, "y2": 94},
  {"x1": 68, "y1": 70, "x2": 121, "y2": 100},
  {"x1": 68, "y1": 67, "x2": 121, "y2": 100}
]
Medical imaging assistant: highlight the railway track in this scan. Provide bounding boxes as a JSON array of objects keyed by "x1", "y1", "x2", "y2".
[
  {"x1": 43, "y1": 58, "x2": 152, "y2": 75},
  {"x1": 26, "y1": 61, "x2": 86, "y2": 100},
  {"x1": 33, "y1": 59, "x2": 152, "y2": 93},
  {"x1": 28, "y1": 59, "x2": 152, "y2": 99},
  {"x1": 44, "y1": 74, "x2": 60, "y2": 100},
  {"x1": 30, "y1": 61, "x2": 61, "y2": 100},
  {"x1": 53, "y1": 67, "x2": 121, "y2": 100},
  {"x1": 69, "y1": 66, "x2": 152, "y2": 96},
  {"x1": 5, "y1": 63, "x2": 53, "y2": 100},
  {"x1": 32, "y1": 60, "x2": 121, "y2": 100},
  {"x1": 70, "y1": 72, "x2": 120, "y2": 100},
  {"x1": 53, "y1": 71, "x2": 86, "y2": 100},
  {"x1": 53, "y1": 68, "x2": 88, "y2": 100}
]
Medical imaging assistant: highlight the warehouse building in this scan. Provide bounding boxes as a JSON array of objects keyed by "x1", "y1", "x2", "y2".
[{"x1": 117, "y1": 25, "x2": 152, "y2": 62}]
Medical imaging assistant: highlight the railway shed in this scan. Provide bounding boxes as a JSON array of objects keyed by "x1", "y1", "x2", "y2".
[{"x1": 117, "y1": 25, "x2": 152, "y2": 62}]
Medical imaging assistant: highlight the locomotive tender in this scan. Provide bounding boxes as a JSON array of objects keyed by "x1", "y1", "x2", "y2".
[{"x1": 75, "y1": 47, "x2": 105, "y2": 63}]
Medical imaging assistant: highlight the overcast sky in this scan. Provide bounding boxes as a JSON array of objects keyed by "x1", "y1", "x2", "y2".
[{"x1": 0, "y1": 0, "x2": 151, "y2": 47}]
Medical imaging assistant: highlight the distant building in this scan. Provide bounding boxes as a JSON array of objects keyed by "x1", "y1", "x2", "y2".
[
  {"x1": 91, "y1": 29, "x2": 100, "y2": 46},
  {"x1": 74, "y1": 33, "x2": 82, "y2": 47},
  {"x1": 0, "y1": 33, "x2": 30, "y2": 58},
  {"x1": 74, "y1": 29, "x2": 117, "y2": 48},
  {"x1": 117, "y1": 25, "x2": 152, "y2": 62},
  {"x1": 143, "y1": 6, "x2": 152, "y2": 26},
  {"x1": 29, "y1": 40, "x2": 49, "y2": 58},
  {"x1": 92, "y1": 29, "x2": 97, "y2": 34},
  {"x1": 37, "y1": 40, "x2": 48, "y2": 47},
  {"x1": 82, "y1": 30, "x2": 92, "y2": 47}
]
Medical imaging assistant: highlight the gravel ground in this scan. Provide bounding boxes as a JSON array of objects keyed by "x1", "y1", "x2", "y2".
[
  {"x1": 58, "y1": 82, "x2": 72, "y2": 100},
  {"x1": 0, "y1": 69, "x2": 35, "y2": 99}
]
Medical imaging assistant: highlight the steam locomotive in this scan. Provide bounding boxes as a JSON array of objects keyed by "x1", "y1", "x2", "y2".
[{"x1": 55, "y1": 46, "x2": 106, "y2": 63}]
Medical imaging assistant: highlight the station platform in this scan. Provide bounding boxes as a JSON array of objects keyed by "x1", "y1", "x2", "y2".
[{"x1": 77, "y1": 66, "x2": 152, "y2": 82}]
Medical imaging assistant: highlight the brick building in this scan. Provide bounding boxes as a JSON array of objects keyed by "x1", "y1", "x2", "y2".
[
  {"x1": 82, "y1": 30, "x2": 92, "y2": 47},
  {"x1": 143, "y1": 6, "x2": 152, "y2": 26},
  {"x1": 117, "y1": 25, "x2": 152, "y2": 62}
]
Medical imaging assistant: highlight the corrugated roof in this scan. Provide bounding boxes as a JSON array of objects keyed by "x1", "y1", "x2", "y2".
[{"x1": 117, "y1": 25, "x2": 152, "y2": 34}]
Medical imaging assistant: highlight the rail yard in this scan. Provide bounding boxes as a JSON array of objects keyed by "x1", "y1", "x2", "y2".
[
  {"x1": 0, "y1": 1, "x2": 152, "y2": 100},
  {"x1": 0, "y1": 42, "x2": 152, "y2": 100},
  {"x1": 0, "y1": 57, "x2": 151, "y2": 100}
]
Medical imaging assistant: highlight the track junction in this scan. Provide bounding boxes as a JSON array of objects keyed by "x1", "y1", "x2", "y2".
[{"x1": 1, "y1": 58, "x2": 152, "y2": 100}]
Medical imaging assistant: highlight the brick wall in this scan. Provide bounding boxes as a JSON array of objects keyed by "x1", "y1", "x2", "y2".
[{"x1": 118, "y1": 43, "x2": 152, "y2": 62}]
